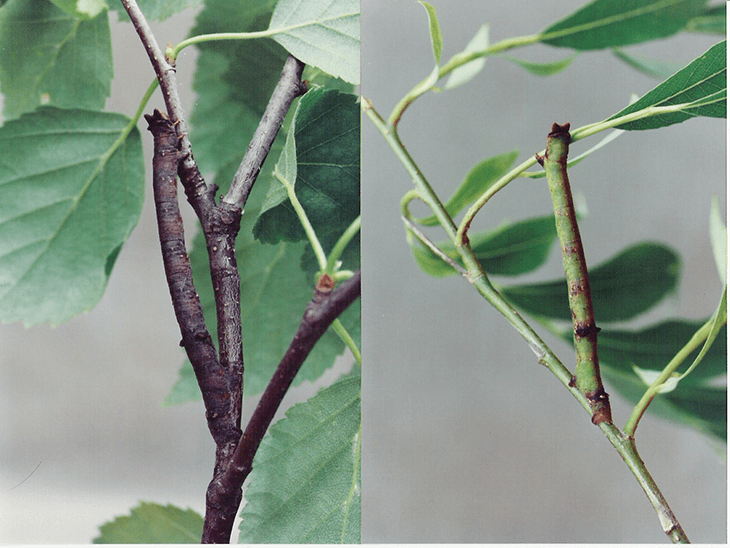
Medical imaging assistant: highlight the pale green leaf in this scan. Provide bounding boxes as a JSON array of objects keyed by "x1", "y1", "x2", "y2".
[
  {"x1": 418, "y1": 1, "x2": 443, "y2": 64},
  {"x1": 500, "y1": 53, "x2": 578, "y2": 76},
  {"x1": 238, "y1": 375, "x2": 361, "y2": 543},
  {"x1": 0, "y1": 0, "x2": 112, "y2": 119},
  {"x1": 444, "y1": 24, "x2": 489, "y2": 90},
  {"x1": 612, "y1": 48, "x2": 684, "y2": 80},
  {"x1": 94, "y1": 502, "x2": 203, "y2": 543},
  {"x1": 418, "y1": 151, "x2": 519, "y2": 226},
  {"x1": 632, "y1": 365, "x2": 680, "y2": 393},
  {"x1": 268, "y1": 0, "x2": 360, "y2": 85},
  {"x1": 0, "y1": 107, "x2": 144, "y2": 326},
  {"x1": 609, "y1": 40, "x2": 726, "y2": 130},
  {"x1": 541, "y1": 0, "x2": 705, "y2": 50},
  {"x1": 675, "y1": 287, "x2": 726, "y2": 382},
  {"x1": 709, "y1": 196, "x2": 727, "y2": 284},
  {"x1": 49, "y1": 0, "x2": 106, "y2": 19}
]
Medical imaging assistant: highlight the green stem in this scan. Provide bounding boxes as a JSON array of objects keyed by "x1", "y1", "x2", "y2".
[
  {"x1": 541, "y1": 122, "x2": 612, "y2": 425},
  {"x1": 325, "y1": 215, "x2": 361, "y2": 276},
  {"x1": 332, "y1": 319, "x2": 361, "y2": 367},
  {"x1": 387, "y1": 33, "x2": 541, "y2": 127}
]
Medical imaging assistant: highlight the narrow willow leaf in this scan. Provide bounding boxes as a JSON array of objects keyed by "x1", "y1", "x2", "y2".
[
  {"x1": 166, "y1": 173, "x2": 360, "y2": 403},
  {"x1": 189, "y1": 0, "x2": 288, "y2": 174},
  {"x1": 675, "y1": 288, "x2": 726, "y2": 382},
  {"x1": 540, "y1": 0, "x2": 705, "y2": 50},
  {"x1": 444, "y1": 24, "x2": 489, "y2": 90},
  {"x1": 254, "y1": 87, "x2": 360, "y2": 272},
  {"x1": 418, "y1": 1, "x2": 443, "y2": 64},
  {"x1": 411, "y1": 214, "x2": 559, "y2": 278},
  {"x1": 418, "y1": 151, "x2": 519, "y2": 226},
  {"x1": 94, "y1": 502, "x2": 203, "y2": 543},
  {"x1": 684, "y1": 4, "x2": 726, "y2": 34},
  {"x1": 500, "y1": 53, "x2": 578, "y2": 76},
  {"x1": 268, "y1": 0, "x2": 360, "y2": 85},
  {"x1": 608, "y1": 40, "x2": 726, "y2": 130},
  {"x1": 109, "y1": 0, "x2": 203, "y2": 21},
  {"x1": 612, "y1": 49, "x2": 684, "y2": 80},
  {"x1": 501, "y1": 243, "x2": 680, "y2": 322},
  {"x1": 709, "y1": 196, "x2": 727, "y2": 284},
  {"x1": 632, "y1": 366, "x2": 680, "y2": 394},
  {"x1": 239, "y1": 375, "x2": 361, "y2": 543},
  {"x1": 0, "y1": 0, "x2": 112, "y2": 119},
  {"x1": 525, "y1": 130, "x2": 624, "y2": 179},
  {"x1": 0, "y1": 107, "x2": 144, "y2": 326}
]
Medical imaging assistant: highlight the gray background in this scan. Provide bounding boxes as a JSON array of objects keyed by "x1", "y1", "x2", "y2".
[
  {"x1": 0, "y1": 0, "x2": 726, "y2": 544},
  {"x1": 361, "y1": 0, "x2": 726, "y2": 543}
]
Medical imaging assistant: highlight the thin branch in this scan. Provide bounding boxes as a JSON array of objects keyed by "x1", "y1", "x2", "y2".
[
  {"x1": 222, "y1": 54, "x2": 307, "y2": 211},
  {"x1": 202, "y1": 271, "x2": 362, "y2": 543}
]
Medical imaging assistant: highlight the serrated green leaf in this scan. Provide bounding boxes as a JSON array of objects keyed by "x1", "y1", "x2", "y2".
[
  {"x1": 411, "y1": 214, "x2": 559, "y2": 278},
  {"x1": 612, "y1": 48, "x2": 685, "y2": 80},
  {"x1": 268, "y1": 0, "x2": 360, "y2": 85},
  {"x1": 418, "y1": 151, "x2": 519, "y2": 227},
  {"x1": 608, "y1": 40, "x2": 726, "y2": 130},
  {"x1": 0, "y1": 0, "x2": 112, "y2": 119},
  {"x1": 709, "y1": 196, "x2": 727, "y2": 284},
  {"x1": 501, "y1": 243, "x2": 680, "y2": 322},
  {"x1": 684, "y1": 4, "x2": 726, "y2": 34},
  {"x1": 444, "y1": 24, "x2": 489, "y2": 90},
  {"x1": 253, "y1": 87, "x2": 360, "y2": 271},
  {"x1": 165, "y1": 175, "x2": 360, "y2": 403},
  {"x1": 500, "y1": 53, "x2": 578, "y2": 76},
  {"x1": 94, "y1": 502, "x2": 203, "y2": 543},
  {"x1": 109, "y1": 0, "x2": 202, "y2": 22},
  {"x1": 418, "y1": 1, "x2": 442, "y2": 65},
  {"x1": 0, "y1": 107, "x2": 144, "y2": 326},
  {"x1": 49, "y1": 0, "x2": 106, "y2": 18},
  {"x1": 238, "y1": 375, "x2": 361, "y2": 543},
  {"x1": 541, "y1": 0, "x2": 705, "y2": 50},
  {"x1": 189, "y1": 0, "x2": 289, "y2": 174}
]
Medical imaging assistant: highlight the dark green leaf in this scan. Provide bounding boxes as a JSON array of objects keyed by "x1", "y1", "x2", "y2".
[
  {"x1": 0, "y1": 107, "x2": 144, "y2": 326},
  {"x1": 189, "y1": 0, "x2": 288, "y2": 174},
  {"x1": 253, "y1": 87, "x2": 360, "y2": 271},
  {"x1": 238, "y1": 375, "x2": 361, "y2": 543},
  {"x1": 609, "y1": 40, "x2": 726, "y2": 130},
  {"x1": 684, "y1": 4, "x2": 726, "y2": 34},
  {"x1": 500, "y1": 53, "x2": 578, "y2": 76},
  {"x1": 94, "y1": 502, "x2": 203, "y2": 543},
  {"x1": 110, "y1": 0, "x2": 203, "y2": 22},
  {"x1": 501, "y1": 243, "x2": 680, "y2": 322},
  {"x1": 268, "y1": 0, "x2": 360, "y2": 85},
  {"x1": 0, "y1": 0, "x2": 112, "y2": 119},
  {"x1": 411, "y1": 214, "x2": 559, "y2": 278},
  {"x1": 541, "y1": 0, "x2": 705, "y2": 50},
  {"x1": 612, "y1": 48, "x2": 684, "y2": 80},
  {"x1": 165, "y1": 175, "x2": 360, "y2": 403},
  {"x1": 49, "y1": 0, "x2": 105, "y2": 18},
  {"x1": 418, "y1": 151, "x2": 519, "y2": 226}
]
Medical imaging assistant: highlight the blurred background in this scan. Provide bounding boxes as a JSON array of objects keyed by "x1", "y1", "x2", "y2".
[
  {"x1": 1, "y1": 0, "x2": 726, "y2": 544},
  {"x1": 361, "y1": 0, "x2": 726, "y2": 543}
]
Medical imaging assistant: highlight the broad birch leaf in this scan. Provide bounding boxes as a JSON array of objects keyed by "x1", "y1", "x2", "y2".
[
  {"x1": 417, "y1": 150, "x2": 519, "y2": 227},
  {"x1": 0, "y1": 107, "x2": 144, "y2": 326},
  {"x1": 165, "y1": 177, "x2": 360, "y2": 403},
  {"x1": 608, "y1": 40, "x2": 726, "y2": 130},
  {"x1": 189, "y1": 0, "x2": 288, "y2": 174},
  {"x1": 110, "y1": 0, "x2": 203, "y2": 21},
  {"x1": 49, "y1": 0, "x2": 106, "y2": 19},
  {"x1": 411, "y1": 214, "x2": 559, "y2": 278},
  {"x1": 0, "y1": 0, "x2": 112, "y2": 119},
  {"x1": 238, "y1": 375, "x2": 361, "y2": 543},
  {"x1": 268, "y1": 0, "x2": 360, "y2": 85},
  {"x1": 540, "y1": 0, "x2": 705, "y2": 50},
  {"x1": 501, "y1": 243, "x2": 680, "y2": 323},
  {"x1": 444, "y1": 24, "x2": 489, "y2": 91},
  {"x1": 253, "y1": 87, "x2": 360, "y2": 270},
  {"x1": 94, "y1": 502, "x2": 203, "y2": 543}
]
